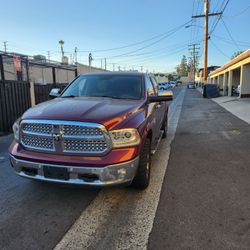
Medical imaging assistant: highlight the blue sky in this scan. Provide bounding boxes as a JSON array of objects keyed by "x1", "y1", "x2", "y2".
[{"x1": 0, "y1": 0, "x2": 249, "y2": 72}]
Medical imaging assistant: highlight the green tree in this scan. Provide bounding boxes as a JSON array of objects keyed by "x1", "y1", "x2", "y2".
[
  {"x1": 59, "y1": 40, "x2": 65, "y2": 57},
  {"x1": 231, "y1": 50, "x2": 245, "y2": 60},
  {"x1": 176, "y1": 55, "x2": 188, "y2": 77},
  {"x1": 168, "y1": 73, "x2": 174, "y2": 81}
]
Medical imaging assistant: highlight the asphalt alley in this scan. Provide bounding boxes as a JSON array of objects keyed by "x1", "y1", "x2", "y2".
[{"x1": 148, "y1": 89, "x2": 250, "y2": 249}]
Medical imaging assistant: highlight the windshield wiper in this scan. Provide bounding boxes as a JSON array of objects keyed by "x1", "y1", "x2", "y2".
[
  {"x1": 94, "y1": 95, "x2": 123, "y2": 99},
  {"x1": 61, "y1": 95, "x2": 77, "y2": 98}
]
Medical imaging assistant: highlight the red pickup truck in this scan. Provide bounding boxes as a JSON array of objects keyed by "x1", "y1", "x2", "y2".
[{"x1": 9, "y1": 72, "x2": 172, "y2": 189}]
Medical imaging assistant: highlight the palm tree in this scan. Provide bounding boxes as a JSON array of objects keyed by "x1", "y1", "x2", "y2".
[{"x1": 58, "y1": 40, "x2": 65, "y2": 57}]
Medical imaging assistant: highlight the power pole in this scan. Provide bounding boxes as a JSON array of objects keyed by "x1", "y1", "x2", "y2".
[
  {"x1": 70, "y1": 54, "x2": 73, "y2": 64},
  {"x1": 104, "y1": 58, "x2": 107, "y2": 71},
  {"x1": 112, "y1": 63, "x2": 116, "y2": 71},
  {"x1": 3, "y1": 41, "x2": 7, "y2": 53},
  {"x1": 192, "y1": 0, "x2": 222, "y2": 83},
  {"x1": 188, "y1": 44, "x2": 200, "y2": 83},
  {"x1": 74, "y1": 47, "x2": 78, "y2": 64},
  {"x1": 47, "y1": 51, "x2": 50, "y2": 62},
  {"x1": 88, "y1": 53, "x2": 93, "y2": 71},
  {"x1": 204, "y1": 0, "x2": 209, "y2": 84}
]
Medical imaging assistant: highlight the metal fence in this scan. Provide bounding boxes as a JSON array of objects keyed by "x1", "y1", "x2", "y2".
[
  {"x1": 0, "y1": 80, "x2": 31, "y2": 133},
  {"x1": 0, "y1": 52, "x2": 73, "y2": 133}
]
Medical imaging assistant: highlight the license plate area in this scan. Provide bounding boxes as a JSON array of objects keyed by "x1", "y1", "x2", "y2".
[{"x1": 43, "y1": 166, "x2": 69, "y2": 180}]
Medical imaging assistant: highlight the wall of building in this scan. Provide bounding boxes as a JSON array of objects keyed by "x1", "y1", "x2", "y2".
[
  {"x1": 77, "y1": 63, "x2": 106, "y2": 74},
  {"x1": 155, "y1": 75, "x2": 169, "y2": 83},
  {"x1": 209, "y1": 50, "x2": 250, "y2": 98},
  {"x1": 179, "y1": 76, "x2": 189, "y2": 83},
  {"x1": 2, "y1": 54, "x2": 106, "y2": 84},
  {"x1": 240, "y1": 63, "x2": 250, "y2": 97}
]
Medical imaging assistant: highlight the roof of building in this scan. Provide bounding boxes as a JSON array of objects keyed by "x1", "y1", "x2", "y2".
[{"x1": 210, "y1": 49, "x2": 250, "y2": 76}]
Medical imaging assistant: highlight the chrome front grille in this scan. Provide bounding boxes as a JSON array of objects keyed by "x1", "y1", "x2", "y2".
[
  {"x1": 22, "y1": 134, "x2": 54, "y2": 151},
  {"x1": 22, "y1": 123, "x2": 53, "y2": 135},
  {"x1": 20, "y1": 120, "x2": 111, "y2": 155},
  {"x1": 62, "y1": 125, "x2": 103, "y2": 137},
  {"x1": 63, "y1": 139, "x2": 108, "y2": 153}
]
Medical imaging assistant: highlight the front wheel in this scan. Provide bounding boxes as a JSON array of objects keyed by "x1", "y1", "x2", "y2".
[{"x1": 131, "y1": 138, "x2": 151, "y2": 190}]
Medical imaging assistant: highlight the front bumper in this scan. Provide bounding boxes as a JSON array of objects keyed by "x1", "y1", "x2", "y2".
[{"x1": 9, "y1": 154, "x2": 139, "y2": 186}]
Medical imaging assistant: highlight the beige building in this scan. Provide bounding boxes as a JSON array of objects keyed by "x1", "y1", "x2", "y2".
[{"x1": 208, "y1": 49, "x2": 250, "y2": 98}]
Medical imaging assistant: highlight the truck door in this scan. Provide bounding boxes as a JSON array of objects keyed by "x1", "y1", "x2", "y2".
[
  {"x1": 145, "y1": 76, "x2": 162, "y2": 146},
  {"x1": 150, "y1": 76, "x2": 164, "y2": 135}
]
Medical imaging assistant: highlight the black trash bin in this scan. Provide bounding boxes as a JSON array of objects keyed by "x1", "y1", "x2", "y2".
[{"x1": 203, "y1": 84, "x2": 219, "y2": 98}]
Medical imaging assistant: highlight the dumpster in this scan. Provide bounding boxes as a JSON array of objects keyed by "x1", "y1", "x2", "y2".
[{"x1": 203, "y1": 84, "x2": 219, "y2": 98}]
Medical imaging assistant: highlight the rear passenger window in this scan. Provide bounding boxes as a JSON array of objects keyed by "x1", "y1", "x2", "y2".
[
  {"x1": 150, "y1": 77, "x2": 158, "y2": 91},
  {"x1": 145, "y1": 76, "x2": 155, "y2": 96}
]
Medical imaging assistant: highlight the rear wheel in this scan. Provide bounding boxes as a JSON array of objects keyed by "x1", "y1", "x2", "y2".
[{"x1": 131, "y1": 138, "x2": 151, "y2": 190}]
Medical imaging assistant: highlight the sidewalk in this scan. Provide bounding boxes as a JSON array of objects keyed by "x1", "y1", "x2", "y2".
[
  {"x1": 212, "y1": 96, "x2": 250, "y2": 125},
  {"x1": 197, "y1": 87, "x2": 250, "y2": 125}
]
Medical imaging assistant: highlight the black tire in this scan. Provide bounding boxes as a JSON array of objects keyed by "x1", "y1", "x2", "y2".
[
  {"x1": 131, "y1": 138, "x2": 151, "y2": 190},
  {"x1": 161, "y1": 115, "x2": 168, "y2": 139}
]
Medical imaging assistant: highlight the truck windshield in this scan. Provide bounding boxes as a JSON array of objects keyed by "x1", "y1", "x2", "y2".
[{"x1": 61, "y1": 75, "x2": 142, "y2": 100}]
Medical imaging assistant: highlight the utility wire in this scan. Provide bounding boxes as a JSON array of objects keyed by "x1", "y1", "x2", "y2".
[
  {"x1": 77, "y1": 20, "x2": 192, "y2": 53},
  {"x1": 212, "y1": 34, "x2": 250, "y2": 46},
  {"x1": 111, "y1": 44, "x2": 189, "y2": 65},
  {"x1": 210, "y1": 38, "x2": 230, "y2": 58},
  {"x1": 109, "y1": 42, "x2": 190, "y2": 60},
  {"x1": 221, "y1": 17, "x2": 241, "y2": 50},
  {"x1": 224, "y1": 5, "x2": 250, "y2": 18},
  {"x1": 209, "y1": 0, "x2": 230, "y2": 35},
  {"x1": 209, "y1": 0, "x2": 227, "y2": 33},
  {"x1": 102, "y1": 21, "x2": 191, "y2": 59}
]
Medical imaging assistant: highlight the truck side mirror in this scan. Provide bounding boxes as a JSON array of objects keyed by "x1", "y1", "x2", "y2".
[
  {"x1": 49, "y1": 88, "x2": 61, "y2": 98},
  {"x1": 148, "y1": 90, "x2": 173, "y2": 102}
]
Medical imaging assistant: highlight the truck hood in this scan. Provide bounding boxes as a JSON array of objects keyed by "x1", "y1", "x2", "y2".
[{"x1": 22, "y1": 97, "x2": 145, "y2": 130}]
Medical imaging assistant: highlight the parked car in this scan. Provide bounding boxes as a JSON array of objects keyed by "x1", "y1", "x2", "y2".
[
  {"x1": 187, "y1": 83, "x2": 195, "y2": 89},
  {"x1": 158, "y1": 82, "x2": 167, "y2": 90},
  {"x1": 170, "y1": 81, "x2": 176, "y2": 87},
  {"x1": 9, "y1": 72, "x2": 173, "y2": 190},
  {"x1": 164, "y1": 82, "x2": 172, "y2": 89}
]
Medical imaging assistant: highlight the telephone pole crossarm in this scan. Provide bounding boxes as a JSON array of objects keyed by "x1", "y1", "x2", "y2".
[{"x1": 192, "y1": 12, "x2": 222, "y2": 18}]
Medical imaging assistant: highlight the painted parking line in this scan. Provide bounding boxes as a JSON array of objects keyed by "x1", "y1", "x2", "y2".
[{"x1": 54, "y1": 89, "x2": 186, "y2": 250}]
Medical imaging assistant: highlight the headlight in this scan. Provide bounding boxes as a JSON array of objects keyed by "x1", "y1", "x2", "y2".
[
  {"x1": 109, "y1": 128, "x2": 141, "y2": 148},
  {"x1": 13, "y1": 121, "x2": 20, "y2": 141}
]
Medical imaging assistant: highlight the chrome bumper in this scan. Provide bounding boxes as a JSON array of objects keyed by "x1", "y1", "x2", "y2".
[{"x1": 9, "y1": 155, "x2": 139, "y2": 186}]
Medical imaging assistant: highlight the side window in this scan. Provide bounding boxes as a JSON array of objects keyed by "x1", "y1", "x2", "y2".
[
  {"x1": 145, "y1": 76, "x2": 155, "y2": 96},
  {"x1": 150, "y1": 76, "x2": 158, "y2": 92}
]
